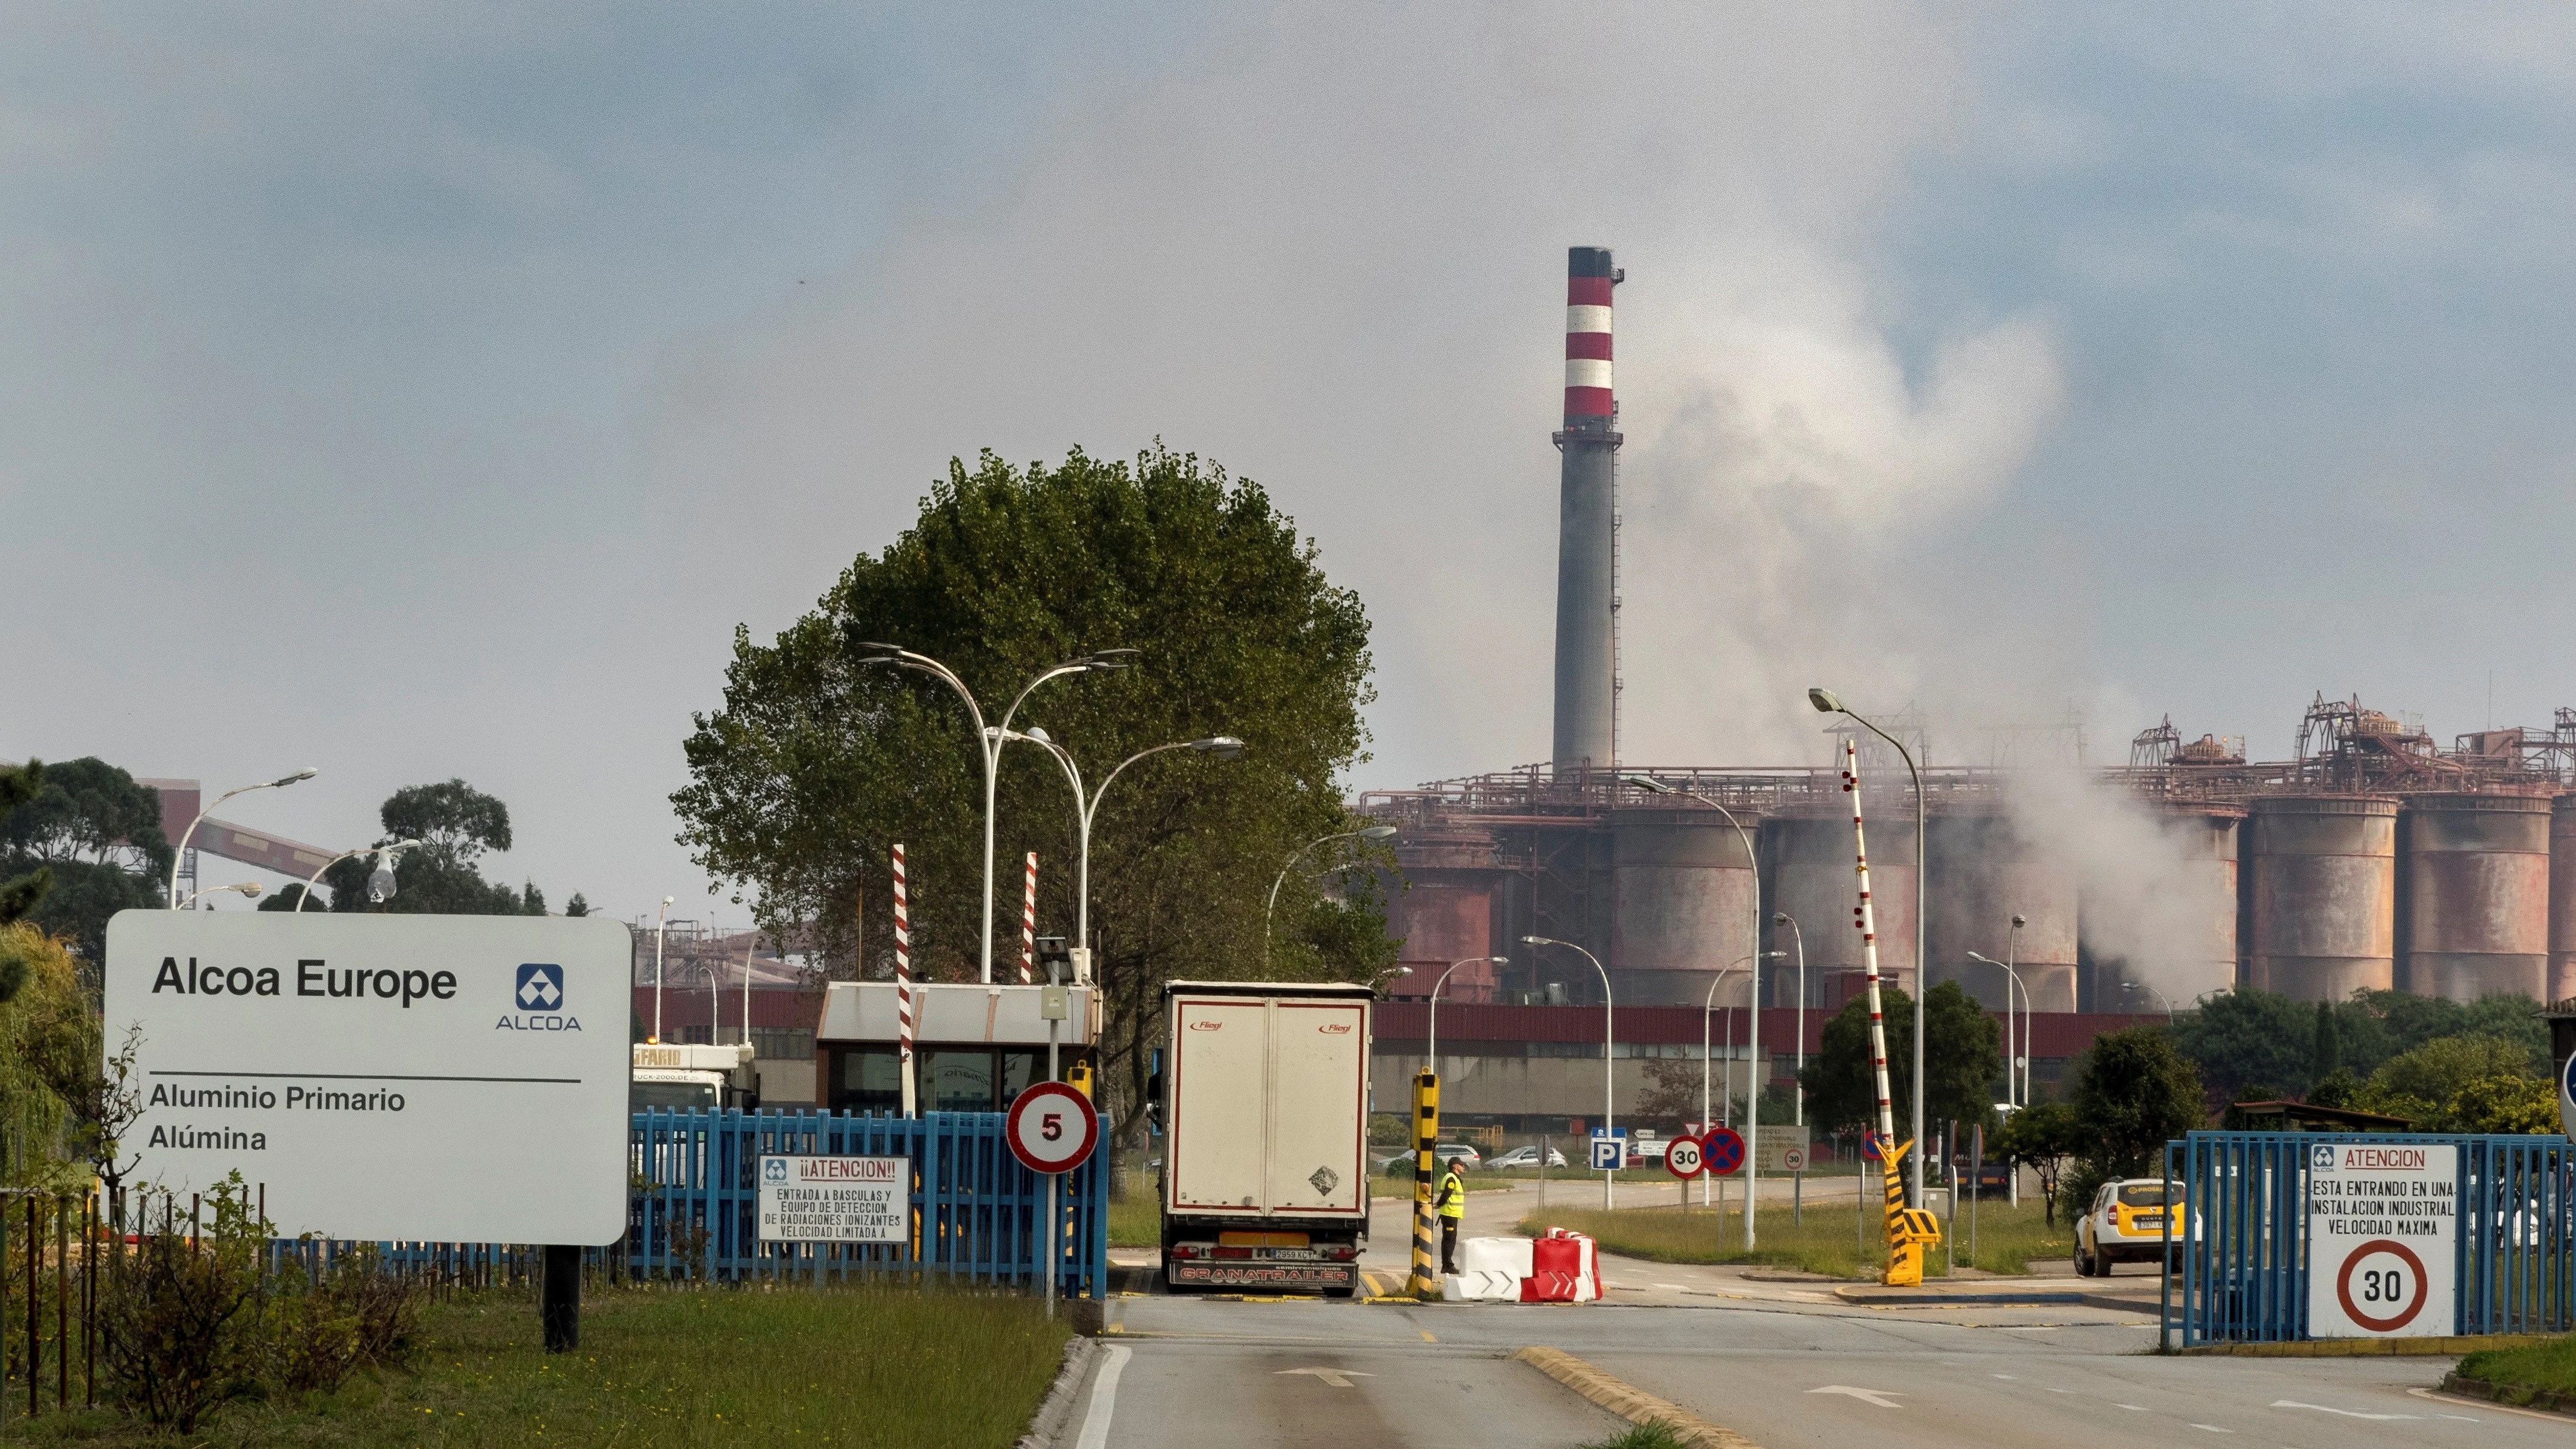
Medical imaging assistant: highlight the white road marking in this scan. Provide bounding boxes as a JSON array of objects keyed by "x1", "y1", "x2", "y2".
[
  {"x1": 1656, "y1": 1283, "x2": 1689, "y2": 1290},
  {"x1": 1808, "y1": 1386, "x2": 1904, "y2": 1408},
  {"x1": 2044, "y1": 1387, "x2": 2074, "y2": 1394},
  {"x1": 2271, "y1": 1400, "x2": 2421, "y2": 1420},
  {"x1": 2115, "y1": 1404, "x2": 2149, "y2": 1411},
  {"x1": 2188, "y1": 1424, "x2": 2233, "y2": 1434},
  {"x1": 1991, "y1": 1374, "x2": 2018, "y2": 1380},
  {"x1": 1277, "y1": 1367, "x2": 1374, "y2": 1389},
  {"x1": 1074, "y1": 1345, "x2": 1130, "y2": 1449}
]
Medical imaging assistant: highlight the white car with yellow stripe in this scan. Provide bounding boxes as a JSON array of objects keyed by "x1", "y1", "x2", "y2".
[{"x1": 2074, "y1": 1179, "x2": 2188, "y2": 1275}]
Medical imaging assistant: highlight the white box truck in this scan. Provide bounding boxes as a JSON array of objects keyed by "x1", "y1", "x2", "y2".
[{"x1": 1157, "y1": 980, "x2": 1373, "y2": 1297}]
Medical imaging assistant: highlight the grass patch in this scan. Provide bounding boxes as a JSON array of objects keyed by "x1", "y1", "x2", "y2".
[
  {"x1": 1517, "y1": 1197, "x2": 2072, "y2": 1279},
  {"x1": 1579, "y1": 1423, "x2": 1688, "y2": 1449},
  {"x1": 19, "y1": 1284, "x2": 1068, "y2": 1448},
  {"x1": 1108, "y1": 1192, "x2": 1160, "y2": 1249},
  {"x1": 2461, "y1": 1336, "x2": 2576, "y2": 1395}
]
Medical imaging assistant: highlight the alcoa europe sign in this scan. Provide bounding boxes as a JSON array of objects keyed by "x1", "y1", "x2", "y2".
[{"x1": 105, "y1": 912, "x2": 631, "y2": 1245}]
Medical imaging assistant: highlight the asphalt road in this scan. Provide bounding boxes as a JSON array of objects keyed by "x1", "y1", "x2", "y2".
[{"x1": 1075, "y1": 1295, "x2": 2552, "y2": 1449}]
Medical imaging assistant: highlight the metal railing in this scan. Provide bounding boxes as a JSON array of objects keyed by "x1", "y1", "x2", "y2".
[{"x1": 2164, "y1": 1131, "x2": 2576, "y2": 1346}]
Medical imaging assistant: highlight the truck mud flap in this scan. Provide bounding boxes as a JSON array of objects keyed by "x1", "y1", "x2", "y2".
[{"x1": 1169, "y1": 1262, "x2": 1358, "y2": 1291}]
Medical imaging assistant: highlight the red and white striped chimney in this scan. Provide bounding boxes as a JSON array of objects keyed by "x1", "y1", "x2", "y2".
[{"x1": 1564, "y1": 246, "x2": 1617, "y2": 424}]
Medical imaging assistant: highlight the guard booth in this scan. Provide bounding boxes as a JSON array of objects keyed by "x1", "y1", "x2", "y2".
[{"x1": 815, "y1": 981, "x2": 1099, "y2": 1112}]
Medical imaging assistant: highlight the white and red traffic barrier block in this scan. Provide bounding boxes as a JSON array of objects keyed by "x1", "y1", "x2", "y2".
[{"x1": 1438, "y1": 1229, "x2": 1599, "y2": 1303}]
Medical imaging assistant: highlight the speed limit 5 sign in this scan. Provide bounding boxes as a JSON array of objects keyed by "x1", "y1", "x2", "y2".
[
  {"x1": 1005, "y1": 1080, "x2": 1099, "y2": 1175},
  {"x1": 2306, "y1": 1141, "x2": 2456, "y2": 1338}
]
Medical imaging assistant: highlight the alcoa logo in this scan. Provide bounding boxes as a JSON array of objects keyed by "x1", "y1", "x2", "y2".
[
  {"x1": 2311, "y1": 1144, "x2": 2338, "y2": 1172},
  {"x1": 763, "y1": 1158, "x2": 789, "y2": 1185},
  {"x1": 496, "y1": 963, "x2": 582, "y2": 1034}
]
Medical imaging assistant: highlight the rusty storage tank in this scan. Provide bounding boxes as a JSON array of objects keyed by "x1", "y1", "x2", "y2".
[
  {"x1": 2246, "y1": 795, "x2": 2397, "y2": 1002},
  {"x1": 2400, "y1": 792, "x2": 2550, "y2": 1002},
  {"x1": 1924, "y1": 803, "x2": 2079, "y2": 1013},
  {"x1": 2554, "y1": 796, "x2": 2576, "y2": 1003},
  {"x1": 1608, "y1": 805, "x2": 1760, "y2": 1008},
  {"x1": 1386, "y1": 822, "x2": 1505, "y2": 1001},
  {"x1": 2080, "y1": 803, "x2": 2242, "y2": 1008},
  {"x1": 1764, "y1": 799, "x2": 1915, "y2": 1009}
]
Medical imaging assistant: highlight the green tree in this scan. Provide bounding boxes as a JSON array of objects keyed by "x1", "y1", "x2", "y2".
[
  {"x1": 0, "y1": 760, "x2": 51, "y2": 968},
  {"x1": 2070, "y1": 1028, "x2": 2204, "y2": 1179},
  {"x1": 1798, "y1": 982, "x2": 2002, "y2": 1141},
  {"x1": 379, "y1": 779, "x2": 512, "y2": 864},
  {"x1": 2443, "y1": 1074, "x2": 2560, "y2": 1134},
  {"x1": 564, "y1": 893, "x2": 591, "y2": 918},
  {"x1": 2166, "y1": 987, "x2": 2314, "y2": 1100},
  {"x1": 674, "y1": 445, "x2": 1378, "y2": 1139},
  {"x1": 2311, "y1": 1001, "x2": 2340, "y2": 1083},
  {"x1": 2366, "y1": 1033, "x2": 2532, "y2": 1111},
  {"x1": 1995, "y1": 1098, "x2": 2081, "y2": 1227},
  {"x1": 297, "y1": 781, "x2": 550, "y2": 916},
  {"x1": 0, "y1": 756, "x2": 170, "y2": 962}
]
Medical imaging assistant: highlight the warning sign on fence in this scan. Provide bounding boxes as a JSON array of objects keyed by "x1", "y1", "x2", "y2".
[
  {"x1": 757, "y1": 1155, "x2": 910, "y2": 1243},
  {"x1": 2305, "y1": 1141, "x2": 2456, "y2": 1338}
]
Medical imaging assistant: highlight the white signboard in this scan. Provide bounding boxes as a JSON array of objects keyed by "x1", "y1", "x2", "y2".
[
  {"x1": 757, "y1": 1155, "x2": 909, "y2": 1242},
  {"x1": 2306, "y1": 1141, "x2": 2457, "y2": 1339},
  {"x1": 1759, "y1": 1123, "x2": 1813, "y2": 1174},
  {"x1": 104, "y1": 911, "x2": 631, "y2": 1245}
]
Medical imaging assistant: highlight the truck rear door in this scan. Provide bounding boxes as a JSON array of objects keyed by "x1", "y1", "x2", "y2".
[
  {"x1": 1167, "y1": 994, "x2": 1269, "y2": 1212},
  {"x1": 1265, "y1": 997, "x2": 1367, "y2": 1216}
]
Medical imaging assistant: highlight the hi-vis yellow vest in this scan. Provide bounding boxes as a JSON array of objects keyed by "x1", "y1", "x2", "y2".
[{"x1": 1438, "y1": 1169, "x2": 1466, "y2": 1220}]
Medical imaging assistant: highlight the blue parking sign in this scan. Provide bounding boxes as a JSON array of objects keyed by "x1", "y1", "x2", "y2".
[{"x1": 1588, "y1": 1127, "x2": 1627, "y2": 1172}]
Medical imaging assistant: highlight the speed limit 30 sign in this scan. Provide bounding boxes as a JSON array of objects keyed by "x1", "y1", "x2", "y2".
[
  {"x1": 2306, "y1": 1141, "x2": 2456, "y2": 1338},
  {"x1": 1005, "y1": 1080, "x2": 1099, "y2": 1175}
]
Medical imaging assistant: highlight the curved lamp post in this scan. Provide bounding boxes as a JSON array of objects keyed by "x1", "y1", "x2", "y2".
[
  {"x1": 167, "y1": 768, "x2": 318, "y2": 907},
  {"x1": 1003, "y1": 727, "x2": 1245, "y2": 959},
  {"x1": 295, "y1": 839, "x2": 424, "y2": 912},
  {"x1": 1264, "y1": 825, "x2": 1398, "y2": 962},
  {"x1": 1700, "y1": 952, "x2": 1784, "y2": 1211},
  {"x1": 1966, "y1": 950, "x2": 2031, "y2": 1109},
  {"x1": 1810, "y1": 686, "x2": 1928, "y2": 1209},
  {"x1": 1521, "y1": 934, "x2": 1616, "y2": 1210},
  {"x1": 2122, "y1": 979, "x2": 2175, "y2": 1023},
  {"x1": 1773, "y1": 912, "x2": 1808, "y2": 1124},
  {"x1": 857, "y1": 643, "x2": 1136, "y2": 982},
  {"x1": 1623, "y1": 774, "x2": 1770, "y2": 1249},
  {"x1": 178, "y1": 882, "x2": 261, "y2": 909},
  {"x1": 1425, "y1": 955, "x2": 1508, "y2": 1071}
]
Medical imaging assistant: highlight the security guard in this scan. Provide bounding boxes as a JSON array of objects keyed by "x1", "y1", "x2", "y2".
[{"x1": 1435, "y1": 1157, "x2": 1468, "y2": 1274}]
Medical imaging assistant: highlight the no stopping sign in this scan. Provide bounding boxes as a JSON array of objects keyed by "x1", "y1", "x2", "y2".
[{"x1": 1005, "y1": 1081, "x2": 1099, "y2": 1175}]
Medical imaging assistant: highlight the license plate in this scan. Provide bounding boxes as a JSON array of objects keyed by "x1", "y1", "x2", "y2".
[{"x1": 1173, "y1": 1262, "x2": 1353, "y2": 1289}]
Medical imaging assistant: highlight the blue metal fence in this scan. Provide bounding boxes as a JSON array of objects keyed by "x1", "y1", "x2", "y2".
[
  {"x1": 2164, "y1": 1132, "x2": 2576, "y2": 1346},
  {"x1": 354, "y1": 1110, "x2": 1110, "y2": 1300}
]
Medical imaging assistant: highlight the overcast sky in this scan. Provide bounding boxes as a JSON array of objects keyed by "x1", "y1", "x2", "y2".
[{"x1": 9, "y1": 4, "x2": 2575, "y2": 925}]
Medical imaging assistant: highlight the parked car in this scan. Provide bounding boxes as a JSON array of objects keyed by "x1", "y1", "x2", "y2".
[
  {"x1": 1486, "y1": 1145, "x2": 1568, "y2": 1170},
  {"x1": 2076, "y1": 1179, "x2": 2196, "y2": 1275},
  {"x1": 1374, "y1": 1142, "x2": 1484, "y2": 1173},
  {"x1": 1626, "y1": 1138, "x2": 1670, "y2": 1168}
]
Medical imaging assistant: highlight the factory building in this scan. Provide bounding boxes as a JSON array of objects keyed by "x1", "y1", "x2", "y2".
[{"x1": 1370, "y1": 245, "x2": 2576, "y2": 1019}]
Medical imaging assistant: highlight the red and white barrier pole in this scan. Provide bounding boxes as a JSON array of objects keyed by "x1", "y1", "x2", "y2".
[
  {"x1": 894, "y1": 842, "x2": 916, "y2": 1117},
  {"x1": 1020, "y1": 852, "x2": 1038, "y2": 985}
]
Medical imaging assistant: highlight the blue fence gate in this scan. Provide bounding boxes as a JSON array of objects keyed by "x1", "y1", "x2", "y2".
[
  {"x1": 2164, "y1": 1131, "x2": 2576, "y2": 1346},
  {"x1": 358, "y1": 1109, "x2": 1111, "y2": 1300}
]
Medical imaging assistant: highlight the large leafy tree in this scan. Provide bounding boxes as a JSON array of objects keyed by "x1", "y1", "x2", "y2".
[
  {"x1": 259, "y1": 778, "x2": 552, "y2": 916},
  {"x1": 674, "y1": 445, "x2": 1382, "y2": 1137},
  {"x1": 0, "y1": 757, "x2": 170, "y2": 962},
  {"x1": 1799, "y1": 982, "x2": 2003, "y2": 1142},
  {"x1": 2070, "y1": 1028, "x2": 2205, "y2": 1179}
]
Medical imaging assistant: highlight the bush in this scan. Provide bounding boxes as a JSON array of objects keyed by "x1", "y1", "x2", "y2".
[{"x1": 99, "y1": 1179, "x2": 273, "y2": 1433}]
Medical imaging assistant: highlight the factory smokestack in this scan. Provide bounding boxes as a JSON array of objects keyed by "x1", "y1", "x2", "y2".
[{"x1": 1551, "y1": 246, "x2": 1622, "y2": 773}]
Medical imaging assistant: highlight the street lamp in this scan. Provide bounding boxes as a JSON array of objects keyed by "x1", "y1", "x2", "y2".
[
  {"x1": 167, "y1": 768, "x2": 318, "y2": 907},
  {"x1": 652, "y1": 895, "x2": 675, "y2": 1043},
  {"x1": 1810, "y1": 686, "x2": 1928, "y2": 1209},
  {"x1": 1773, "y1": 912, "x2": 1808, "y2": 1125},
  {"x1": 1003, "y1": 727, "x2": 1244, "y2": 963},
  {"x1": 296, "y1": 840, "x2": 424, "y2": 912},
  {"x1": 2122, "y1": 979, "x2": 2175, "y2": 1023},
  {"x1": 1426, "y1": 955, "x2": 1508, "y2": 1071},
  {"x1": 1522, "y1": 935, "x2": 1616, "y2": 1210},
  {"x1": 1624, "y1": 773, "x2": 1770, "y2": 1249},
  {"x1": 1700, "y1": 952, "x2": 1784, "y2": 1211},
  {"x1": 1967, "y1": 950, "x2": 2031, "y2": 1109},
  {"x1": 858, "y1": 643, "x2": 1136, "y2": 983},
  {"x1": 178, "y1": 882, "x2": 261, "y2": 909},
  {"x1": 1264, "y1": 824, "x2": 1399, "y2": 961}
]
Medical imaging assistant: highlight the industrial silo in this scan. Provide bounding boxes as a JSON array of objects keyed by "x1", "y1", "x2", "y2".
[
  {"x1": 2399, "y1": 792, "x2": 2550, "y2": 1002},
  {"x1": 2553, "y1": 795, "x2": 2576, "y2": 1004},
  {"x1": 1608, "y1": 805, "x2": 1759, "y2": 1008},
  {"x1": 1925, "y1": 804, "x2": 2079, "y2": 1013},
  {"x1": 2246, "y1": 795, "x2": 2397, "y2": 1002},
  {"x1": 2157, "y1": 803, "x2": 2245, "y2": 1005},
  {"x1": 1764, "y1": 799, "x2": 1915, "y2": 1010}
]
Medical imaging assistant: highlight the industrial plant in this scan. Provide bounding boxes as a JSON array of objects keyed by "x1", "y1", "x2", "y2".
[{"x1": 1366, "y1": 246, "x2": 2576, "y2": 1029}]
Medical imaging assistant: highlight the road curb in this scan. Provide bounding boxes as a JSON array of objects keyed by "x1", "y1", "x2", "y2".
[
  {"x1": 2170, "y1": 1332, "x2": 2551, "y2": 1358},
  {"x1": 1513, "y1": 1345, "x2": 1761, "y2": 1449},
  {"x1": 2440, "y1": 1371, "x2": 2576, "y2": 1414},
  {"x1": 1830, "y1": 1285, "x2": 2150, "y2": 1312},
  {"x1": 1015, "y1": 1337, "x2": 1099, "y2": 1449}
]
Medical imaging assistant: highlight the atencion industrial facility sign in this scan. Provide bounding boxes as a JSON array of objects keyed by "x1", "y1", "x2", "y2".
[
  {"x1": 757, "y1": 1155, "x2": 909, "y2": 1242},
  {"x1": 105, "y1": 911, "x2": 632, "y2": 1245}
]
